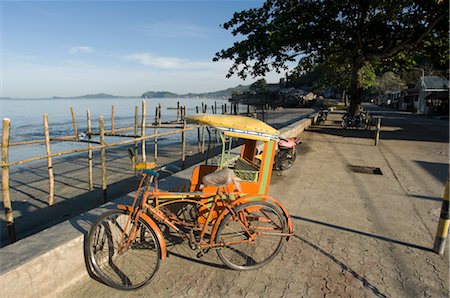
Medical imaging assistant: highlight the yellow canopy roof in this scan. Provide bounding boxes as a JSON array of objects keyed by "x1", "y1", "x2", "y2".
[{"x1": 186, "y1": 114, "x2": 279, "y2": 141}]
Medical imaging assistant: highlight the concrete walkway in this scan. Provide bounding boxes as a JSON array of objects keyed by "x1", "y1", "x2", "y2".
[{"x1": 60, "y1": 106, "x2": 449, "y2": 297}]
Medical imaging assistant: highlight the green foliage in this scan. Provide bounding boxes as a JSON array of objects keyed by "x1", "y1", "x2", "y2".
[
  {"x1": 375, "y1": 72, "x2": 407, "y2": 94},
  {"x1": 214, "y1": 0, "x2": 448, "y2": 111},
  {"x1": 358, "y1": 63, "x2": 377, "y2": 90},
  {"x1": 249, "y1": 78, "x2": 267, "y2": 92}
]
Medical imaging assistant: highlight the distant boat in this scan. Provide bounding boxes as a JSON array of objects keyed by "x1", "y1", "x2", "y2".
[{"x1": 166, "y1": 107, "x2": 178, "y2": 110}]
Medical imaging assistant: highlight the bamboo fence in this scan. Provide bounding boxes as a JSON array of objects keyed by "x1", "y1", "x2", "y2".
[{"x1": 0, "y1": 99, "x2": 253, "y2": 243}]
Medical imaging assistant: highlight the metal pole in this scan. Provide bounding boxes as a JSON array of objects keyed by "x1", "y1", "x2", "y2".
[
  {"x1": 375, "y1": 117, "x2": 381, "y2": 146},
  {"x1": 434, "y1": 179, "x2": 449, "y2": 255}
]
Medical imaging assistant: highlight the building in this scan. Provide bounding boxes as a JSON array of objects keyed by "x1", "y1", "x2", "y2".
[{"x1": 414, "y1": 76, "x2": 449, "y2": 115}]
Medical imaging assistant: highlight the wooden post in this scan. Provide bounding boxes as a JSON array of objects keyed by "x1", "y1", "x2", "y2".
[
  {"x1": 134, "y1": 105, "x2": 139, "y2": 165},
  {"x1": 181, "y1": 114, "x2": 186, "y2": 163},
  {"x1": 70, "y1": 107, "x2": 79, "y2": 141},
  {"x1": 141, "y1": 100, "x2": 146, "y2": 161},
  {"x1": 375, "y1": 117, "x2": 381, "y2": 146},
  {"x1": 154, "y1": 104, "x2": 160, "y2": 161},
  {"x1": 196, "y1": 106, "x2": 199, "y2": 113},
  {"x1": 111, "y1": 105, "x2": 115, "y2": 134},
  {"x1": 87, "y1": 110, "x2": 93, "y2": 191},
  {"x1": 43, "y1": 114, "x2": 54, "y2": 206},
  {"x1": 215, "y1": 101, "x2": 217, "y2": 114},
  {"x1": 247, "y1": 104, "x2": 250, "y2": 115},
  {"x1": 201, "y1": 126, "x2": 205, "y2": 154},
  {"x1": 2, "y1": 118, "x2": 16, "y2": 242},
  {"x1": 99, "y1": 116, "x2": 107, "y2": 202},
  {"x1": 201, "y1": 102, "x2": 205, "y2": 113},
  {"x1": 197, "y1": 125, "x2": 201, "y2": 152},
  {"x1": 224, "y1": 104, "x2": 227, "y2": 114},
  {"x1": 177, "y1": 101, "x2": 180, "y2": 122}
]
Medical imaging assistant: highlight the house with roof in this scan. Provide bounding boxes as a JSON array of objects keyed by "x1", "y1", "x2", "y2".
[{"x1": 413, "y1": 76, "x2": 449, "y2": 114}]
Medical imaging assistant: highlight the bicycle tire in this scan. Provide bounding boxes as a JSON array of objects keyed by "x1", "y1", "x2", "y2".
[
  {"x1": 215, "y1": 201, "x2": 288, "y2": 270},
  {"x1": 279, "y1": 149, "x2": 296, "y2": 170},
  {"x1": 86, "y1": 209, "x2": 161, "y2": 290}
]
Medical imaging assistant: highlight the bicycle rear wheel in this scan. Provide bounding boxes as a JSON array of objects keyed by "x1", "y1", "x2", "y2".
[
  {"x1": 215, "y1": 201, "x2": 288, "y2": 270},
  {"x1": 86, "y1": 210, "x2": 161, "y2": 290}
]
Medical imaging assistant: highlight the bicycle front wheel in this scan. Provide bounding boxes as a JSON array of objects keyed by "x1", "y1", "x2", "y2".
[
  {"x1": 215, "y1": 201, "x2": 288, "y2": 270},
  {"x1": 86, "y1": 210, "x2": 161, "y2": 290}
]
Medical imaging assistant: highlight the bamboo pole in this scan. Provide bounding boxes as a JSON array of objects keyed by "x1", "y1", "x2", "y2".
[
  {"x1": 2, "y1": 118, "x2": 16, "y2": 242},
  {"x1": 111, "y1": 105, "x2": 115, "y2": 134},
  {"x1": 201, "y1": 126, "x2": 205, "y2": 154},
  {"x1": 87, "y1": 110, "x2": 93, "y2": 191},
  {"x1": 43, "y1": 114, "x2": 54, "y2": 206},
  {"x1": 141, "y1": 100, "x2": 147, "y2": 161},
  {"x1": 134, "y1": 105, "x2": 139, "y2": 165},
  {"x1": 181, "y1": 112, "x2": 186, "y2": 162},
  {"x1": 9, "y1": 135, "x2": 77, "y2": 147},
  {"x1": 70, "y1": 107, "x2": 79, "y2": 141},
  {"x1": 154, "y1": 104, "x2": 159, "y2": 161},
  {"x1": 3, "y1": 126, "x2": 199, "y2": 168},
  {"x1": 99, "y1": 116, "x2": 107, "y2": 202}
]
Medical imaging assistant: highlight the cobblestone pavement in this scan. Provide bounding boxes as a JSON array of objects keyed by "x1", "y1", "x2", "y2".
[{"x1": 60, "y1": 107, "x2": 449, "y2": 297}]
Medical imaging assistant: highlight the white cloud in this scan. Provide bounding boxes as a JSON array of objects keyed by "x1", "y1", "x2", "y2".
[
  {"x1": 126, "y1": 53, "x2": 211, "y2": 70},
  {"x1": 69, "y1": 46, "x2": 95, "y2": 54}
]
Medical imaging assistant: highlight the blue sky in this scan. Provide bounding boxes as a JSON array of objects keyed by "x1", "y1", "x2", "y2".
[{"x1": 1, "y1": 0, "x2": 288, "y2": 98}]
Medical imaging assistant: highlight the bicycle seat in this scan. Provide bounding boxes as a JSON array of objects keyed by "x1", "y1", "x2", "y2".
[{"x1": 202, "y1": 168, "x2": 241, "y2": 192}]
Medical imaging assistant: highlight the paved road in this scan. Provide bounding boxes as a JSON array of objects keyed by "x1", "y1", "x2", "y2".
[{"x1": 61, "y1": 106, "x2": 448, "y2": 297}]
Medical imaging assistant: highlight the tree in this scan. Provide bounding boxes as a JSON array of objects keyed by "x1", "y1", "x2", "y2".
[
  {"x1": 375, "y1": 72, "x2": 407, "y2": 95},
  {"x1": 214, "y1": 0, "x2": 448, "y2": 115},
  {"x1": 249, "y1": 78, "x2": 267, "y2": 93}
]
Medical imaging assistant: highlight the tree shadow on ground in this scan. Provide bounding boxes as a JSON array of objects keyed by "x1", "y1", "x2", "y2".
[
  {"x1": 291, "y1": 215, "x2": 433, "y2": 252},
  {"x1": 312, "y1": 108, "x2": 449, "y2": 143},
  {"x1": 293, "y1": 233, "x2": 388, "y2": 298},
  {"x1": 414, "y1": 161, "x2": 449, "y2": 185}
]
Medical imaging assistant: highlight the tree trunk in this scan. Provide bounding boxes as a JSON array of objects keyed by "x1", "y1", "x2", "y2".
[{"x1": 349, "y1": 60, "x2": 364, "y2": 116}]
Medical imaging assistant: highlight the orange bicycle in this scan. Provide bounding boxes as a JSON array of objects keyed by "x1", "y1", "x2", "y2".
[{"x1": 85, "y1": 114, "x2": 294, "y2": 290}]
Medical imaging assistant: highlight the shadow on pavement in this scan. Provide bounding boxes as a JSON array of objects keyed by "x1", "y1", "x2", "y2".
[
  {"x1": 293, "y1": 233, "x2": 387, "y2": 298},
  {"x1": 291, "y1": 215, "x2": 433, "y2": 253},
  {"x1": 311, "y1": 106, "x2": 449, "y2": 143},
  {"x1": 414, "y1": 160, "x2": 449, "y2": 184}
]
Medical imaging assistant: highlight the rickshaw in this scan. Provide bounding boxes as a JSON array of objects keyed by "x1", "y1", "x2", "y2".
[{"x1": 85, "y1": 114, "x2": 294, "y2": 290}]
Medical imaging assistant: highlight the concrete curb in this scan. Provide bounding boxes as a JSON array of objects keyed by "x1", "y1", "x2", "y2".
[{"x1": 0, "y1": 114, "x2": 315, "y2": 297}]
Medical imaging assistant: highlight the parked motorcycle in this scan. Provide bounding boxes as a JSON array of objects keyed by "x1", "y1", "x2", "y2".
[
  {"x1": 255, "y1": 137, "x2": 302, "y2": 171},
  {"x1": 316, "y1": 109, "x2": 329, "y2": 124},
  {"x1": 274, "y1": 137, "x2": 302, "y2": 170},
  {"x1": 341, "y1": 111, "x2": 368, "y2": 130}
]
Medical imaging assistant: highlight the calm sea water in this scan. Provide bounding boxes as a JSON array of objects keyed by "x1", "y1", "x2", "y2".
[{"x1": 0, "y1": 97, "x2": 230, "y2": 163}]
